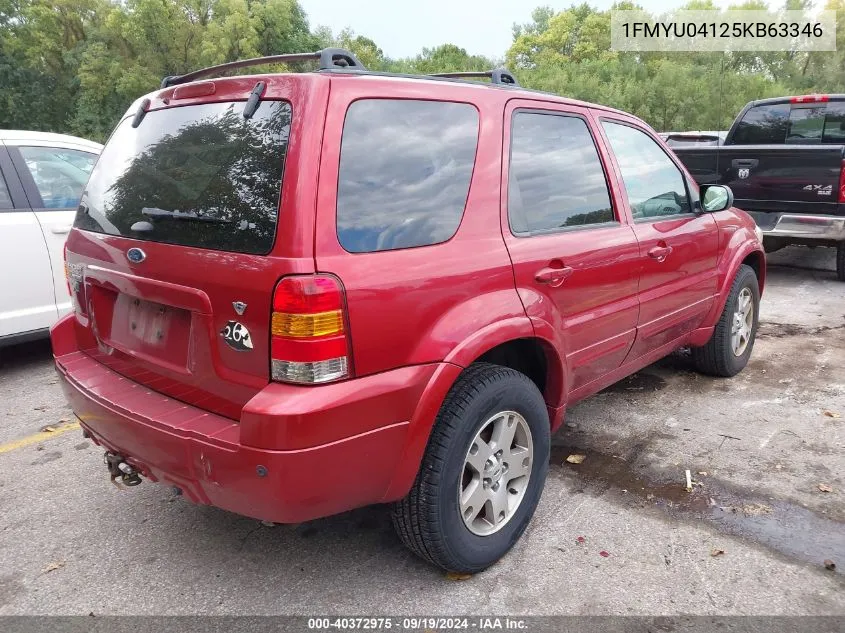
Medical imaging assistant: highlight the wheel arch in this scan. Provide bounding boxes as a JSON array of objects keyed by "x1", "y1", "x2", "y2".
[
  {"x1": 741, "y1": 249, "x2": 765, "y2": 294},
  {"x1": 690, "y1": 242, "x2": 764, "y2": 347},
  {"x1": 382, "y1": 327, "x2": 565, "y2": 502},
  {"x1": 443, "y1": 318, "x2": 565, "y2": 408}
]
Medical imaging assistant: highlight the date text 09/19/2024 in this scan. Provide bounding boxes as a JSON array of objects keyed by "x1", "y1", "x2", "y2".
[{"x1": 306, "y1": 617, "x2": 528, "y2": 630}]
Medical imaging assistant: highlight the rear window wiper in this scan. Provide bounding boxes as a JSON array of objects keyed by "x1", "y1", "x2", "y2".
[{"x1": 140, "y1": 207, "x2": 231, "y2": 224}]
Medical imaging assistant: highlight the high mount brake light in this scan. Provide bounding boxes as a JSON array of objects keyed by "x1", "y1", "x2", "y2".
[
  {"x1": 790, "y1": 95, "x2": 829, "y2": 103},
  {"x1": 270, "y1": 275, "x2": 351, "y2": 384}
]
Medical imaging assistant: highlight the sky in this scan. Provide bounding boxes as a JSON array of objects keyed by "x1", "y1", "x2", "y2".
[{"x1": 300, "y1": 0, "x2": 747, "y2": 60}]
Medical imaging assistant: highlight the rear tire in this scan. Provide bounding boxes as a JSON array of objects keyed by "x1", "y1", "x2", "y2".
[
  {"x1": 837, "y1": 242, "x2": 845, "y2": 282},
  {"x1": 762, "y1": 237, "x2": 786, "y2": 254},
  {"x1": 391, "y1": 363, "x2": 550, "y2": 573},
  {"x1": 692, "y1": 264, "x2": 759, "y2": 377}
]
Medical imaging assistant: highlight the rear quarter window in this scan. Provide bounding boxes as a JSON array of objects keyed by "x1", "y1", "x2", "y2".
[{"x1": 336, "y1": 99, "x2": 479, "y2": 253}]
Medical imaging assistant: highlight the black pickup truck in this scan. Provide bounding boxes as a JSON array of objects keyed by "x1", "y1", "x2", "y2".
[{"x1": 672, "y1": 94, "x2": 845, "y2": 281}]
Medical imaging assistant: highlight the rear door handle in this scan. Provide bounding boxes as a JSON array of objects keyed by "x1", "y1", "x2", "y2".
[
  {"x1": 535, "y1": 266, "x2": 574, "y2": 287},
  {"x1": 50, "y1": 225, "x2": 72, "y2": 235},
  {"x1": 731, "y1": 158, "x2": 759, "y2": 169},
  {"x1": 648, "y1": 245, "x2": 673, "y2": 262}
]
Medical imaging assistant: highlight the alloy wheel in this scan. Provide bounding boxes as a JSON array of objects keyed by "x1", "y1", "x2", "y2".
[
  {"x1": 458, "y1": 411, "x2": 533, "y2": 536},
  {"x1": 731, "y1": 287, "x2": 754, "y2": 356}
]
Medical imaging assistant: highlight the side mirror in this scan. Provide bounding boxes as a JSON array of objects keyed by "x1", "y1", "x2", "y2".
[{"x1": 700, "y1": 184, "x2": 734, "y2": 213}]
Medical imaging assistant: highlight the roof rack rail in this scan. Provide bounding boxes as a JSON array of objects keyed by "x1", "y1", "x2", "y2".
[
  {"x1": 427, "y1": 68, "x2": 519, "y2": 86},
  {"x1": 160, "y1": 48, "x2": 365, "y2": 89}
]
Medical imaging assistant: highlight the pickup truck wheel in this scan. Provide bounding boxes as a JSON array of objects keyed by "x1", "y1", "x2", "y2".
[
  {"x1": 692, "y1": 264, "x2": 759, "y2": 377},
  {"x1": 837, "y1": 242, "x2": 845, "y2": 282},
  {"x1": 391, "y1": 363, "x2": 550, "y2": 573}
]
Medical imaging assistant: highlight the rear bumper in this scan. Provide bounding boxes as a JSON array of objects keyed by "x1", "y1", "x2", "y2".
[
  {"x1": 52, "y1": 316, "x2": 442, "y2": 524},
  {"x1": 747, "y1": 211, "x2": 845, "y2": 241}
]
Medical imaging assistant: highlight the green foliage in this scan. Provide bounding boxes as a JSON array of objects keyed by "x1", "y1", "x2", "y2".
[
  {"x1": 1, "y1": 0, "x2": 844, "y2": 141},
  {"x1": 0, "y1": 0, "x2": 319, "y2": 140},
  {"x1": 400, "y1": 44, "x2": 496, "y2": 74},
  {"x1": 329, "y1": 28, "x2": 388, "y2": 70},
  {"x1": 509, "y1": 1, "x2": 845, "y2": 132}
]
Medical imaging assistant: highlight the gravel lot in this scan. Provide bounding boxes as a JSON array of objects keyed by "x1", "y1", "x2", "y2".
[{"x1": 0, "y1": 246, "x2": 843, "y2": 615}]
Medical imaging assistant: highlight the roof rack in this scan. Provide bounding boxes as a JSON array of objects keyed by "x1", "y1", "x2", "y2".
[
  {"x1": 427, "y1": 68, "x2": 519, "y2": 87},
  {"x1": 160, "y1": 48, "x2": 365, "y2": 88}
]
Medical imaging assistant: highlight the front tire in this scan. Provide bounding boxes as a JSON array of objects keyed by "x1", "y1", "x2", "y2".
[
  {"x1": 692, "y1": 264, "x2": 760, "y2": 377},
  {"x1": 391, "y1": 363, "x2": 550, "y2": 573}
]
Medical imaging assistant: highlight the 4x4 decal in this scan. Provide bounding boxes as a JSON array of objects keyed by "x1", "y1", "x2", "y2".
[{"x1": 802, "y1": 184, "x2": 833, "y2": 196}]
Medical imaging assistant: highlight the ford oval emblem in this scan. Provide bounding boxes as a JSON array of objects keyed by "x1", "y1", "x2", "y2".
[{"x1": 126, "y1": 248, "x2": 146, "y2": 264}]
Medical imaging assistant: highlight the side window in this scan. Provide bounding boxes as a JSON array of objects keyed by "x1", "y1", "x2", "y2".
[
  {"x1": 822, "y1": 102, "x2": 845, "y2": 144},
  {"x1": 336, "y1": 99, "x2": 478, "y2": 253},
  {"x1": 601, "y1": 121, "x2": 691, "y2": 220},
  {"x1": 0, "y1": 172, "x2": 12, "y2": 210},
  {"x1": 787, "y1": 106, "x2": 825, "y2": 143},
  {"x1": 732, "y1": 104, "x2": 790, "y2": 144},
  {"x1": 18, "y1": 146, "x2": 97, "y2": 209},
  {"x1": 508, "y1": 112, "x2": 614, "y2": 234}
]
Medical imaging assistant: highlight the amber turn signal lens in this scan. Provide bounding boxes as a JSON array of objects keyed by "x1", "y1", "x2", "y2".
[{"x1": 271, "y1": 310, "x2": 344, "y2": 338}]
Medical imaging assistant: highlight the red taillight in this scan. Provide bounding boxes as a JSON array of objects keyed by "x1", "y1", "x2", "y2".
[
  {"x1": 790, "y1": 94, "x2": 829, "y2": 103},
  {"x1": 839, "y1": 159, "x2": 845, "y2": 203},
  {"x1": 270, "y1": 275, "x2": 351, "y2": 384}
]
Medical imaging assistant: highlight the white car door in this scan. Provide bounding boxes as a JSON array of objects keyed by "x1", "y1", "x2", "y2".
[
  {"x1": 0, "y1": 144, "x2": 57, "y2": 339},
  {"x1": 8, "y1": 144, "x2": 98, "y2": 319}
]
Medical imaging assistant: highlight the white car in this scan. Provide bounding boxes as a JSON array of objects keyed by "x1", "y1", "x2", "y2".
[{"x1": 0, "y1": 130, "x2": 102, "y2": 346}]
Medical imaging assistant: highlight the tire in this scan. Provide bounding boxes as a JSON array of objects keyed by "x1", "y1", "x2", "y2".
[
  {"x1": 692, "y1": 264, "x2": 760, "y2": 377},
  {"x1": 762, "y1": 237, "x2": 786, "y2": 254},
  {"x1": 391, "y1": 363, "x2": 550, "y2": 573},
  {"x1": 837, "y1": 242, "x2": 845, "y2": 282}
]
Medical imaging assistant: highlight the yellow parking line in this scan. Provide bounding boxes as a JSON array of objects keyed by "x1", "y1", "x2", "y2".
[{"x1": 0, "y1": 419, "x2": 81, "y2": 454}]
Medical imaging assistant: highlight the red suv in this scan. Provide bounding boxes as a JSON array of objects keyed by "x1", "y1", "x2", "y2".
[{"x1": 53, "y1": 49, "x2": 765, "y2": 573}]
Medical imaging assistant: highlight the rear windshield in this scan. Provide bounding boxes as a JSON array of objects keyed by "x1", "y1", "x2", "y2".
[
  {"x1": 75, "y1": 100, "x2": 291, "y2": 255},
  {"x1": 787, "y1": 102, "x2": 845, "y2": 144}
]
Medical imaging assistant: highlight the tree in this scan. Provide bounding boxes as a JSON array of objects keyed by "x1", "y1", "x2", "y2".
[
  {"x1": 505, "y1": 2, "x2": 822, "y2": 132},
  {"x1": 2, "y1": 0, "x2": 844, "y2": 140},
  {"x1": 0, "y1": 0, "x2": 319, "y2": 140},
  {"x1": 334, "y1": 29, "x2": 386, "y2": 70},
  {"x1": 410, "y1": 44, "x2": 495, "y2": 74}
]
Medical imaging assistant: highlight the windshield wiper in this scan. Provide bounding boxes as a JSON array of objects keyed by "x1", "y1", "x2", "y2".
[{"x1": 140, "y1": 207, "x2": 231, "y2": 224}]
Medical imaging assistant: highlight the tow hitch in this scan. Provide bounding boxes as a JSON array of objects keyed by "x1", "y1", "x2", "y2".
[{"x1": 104, "y1": 452, "x2": 142, "y2": 488}]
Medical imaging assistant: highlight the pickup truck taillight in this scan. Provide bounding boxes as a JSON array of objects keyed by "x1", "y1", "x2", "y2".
[
  {"x1": 839, "y1": 159, "x2": 845, "y2": 203},
  {"x1": 270, "y1": 275, "x2": 351, "y2": 384}
]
